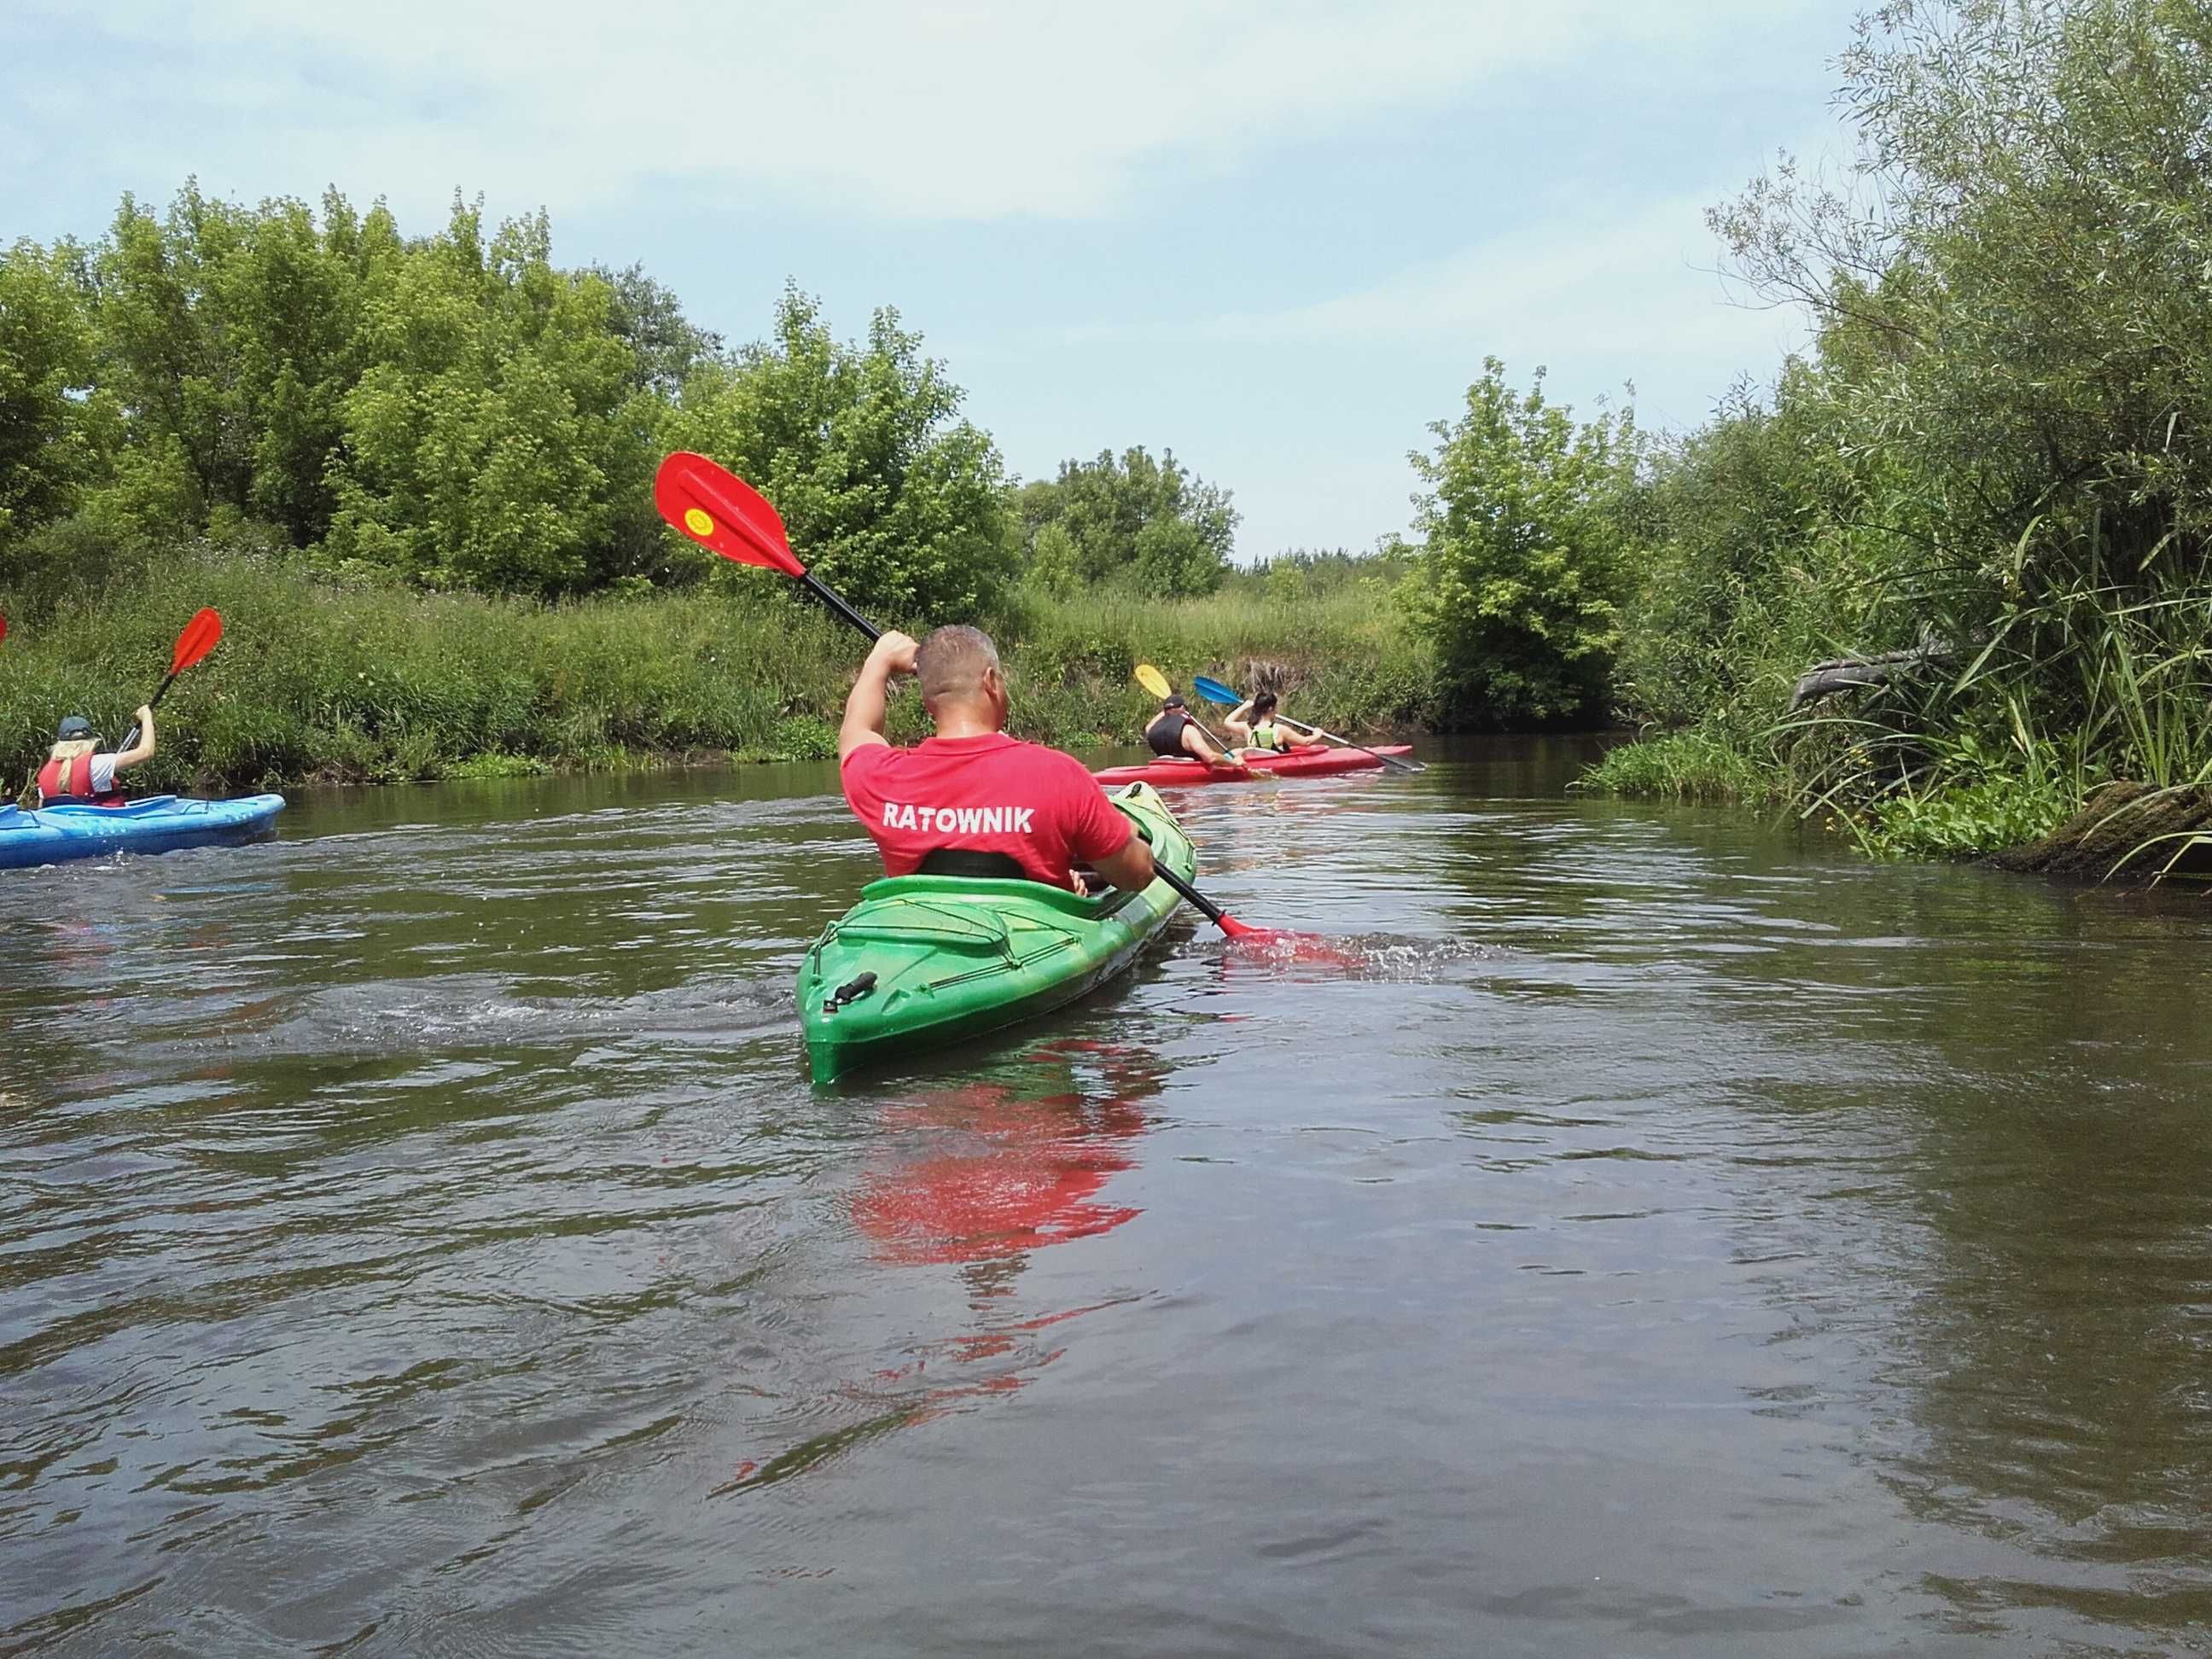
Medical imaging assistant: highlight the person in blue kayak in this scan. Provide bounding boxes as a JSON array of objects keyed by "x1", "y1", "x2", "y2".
[
  {"x1": 841, "y1": 626, "x2": 1157, "y2": 896},
  {"x1": 1143, "y1": 694, "x2": 1239, "y2": 767},
  {"x1": 36, "y1": 708, "x2": 154, "y2": 806},
  {"x1": 1223, "y1": 691, "x2": 1327, "y2": 756}
]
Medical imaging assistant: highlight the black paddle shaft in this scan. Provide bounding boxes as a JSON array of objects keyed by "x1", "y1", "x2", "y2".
[
  {"x1": 118, "y1": 669, "x2": 180, "y2": 754},
  {"x1": 1279, "y1": 715, "x2": 1423, "y2": 773},
  {"x1": 803, "y1": 573, "x2": 882, "y2": 642},
  {"x1": 1151, "y1": 861, "x2": 1227, "y2": 924}
]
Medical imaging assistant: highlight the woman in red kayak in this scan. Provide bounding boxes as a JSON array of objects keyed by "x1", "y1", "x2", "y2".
[
  {"x1": 1223, "y1": 692, "x2": 1327, "y2": 757},
  {"x1": 36, "y1": 708, "x2": 155, "y2": 806}
]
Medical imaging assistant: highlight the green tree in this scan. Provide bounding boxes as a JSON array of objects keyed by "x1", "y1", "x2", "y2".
[
  {"x1": 1408, "y1": 358, "x2": 1639, "y2": 723},
  {"x1": 1015, "y1": 445, "x2": 1237, "y2": 596},
  {"x1": 595, "y1": 262, "x2": 722, "y2": 397},
  {"x1": 673, "y1": 284, "x2": 1014, "y2": 621},
  {"x1": 0, "y1": 238, "x2": 96, "y2": 550},
  {"x1": 324, "y1": 199, "x2": 667, "y2": 594},
  {"x1": 0, "y1": 182, "x2": 1005, "y2": 616}
]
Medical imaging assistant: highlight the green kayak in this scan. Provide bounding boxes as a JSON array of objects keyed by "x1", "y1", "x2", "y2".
[{"x1": 799, "y1": 783, "x2": 1196, "y2": 1084}]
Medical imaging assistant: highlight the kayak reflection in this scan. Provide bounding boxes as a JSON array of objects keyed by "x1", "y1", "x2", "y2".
[
  {"x1": 716, "y1": 1040, "x2": 1165, "y2": 1493},
  {"x1": 852, "y1": 1037, "x2": 1164, "y2": 1287}
]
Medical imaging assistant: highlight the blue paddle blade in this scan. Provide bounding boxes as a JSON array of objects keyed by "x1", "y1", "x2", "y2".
[{"x1": 1192, "y1": 675, "x2": 1238, "y2": 705}]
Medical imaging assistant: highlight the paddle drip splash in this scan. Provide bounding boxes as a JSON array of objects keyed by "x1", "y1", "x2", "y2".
[
  {"x1": 1216, "y1": 923, "x2": 1369, "y2": 968},
  {"x1": 1213, "y1": 930, "x2": 1500, "y2": 975}
]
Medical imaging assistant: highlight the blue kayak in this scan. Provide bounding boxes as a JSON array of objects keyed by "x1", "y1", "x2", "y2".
[{"x1": 0, "y1": 794, "x2": 286, "y2": 870}]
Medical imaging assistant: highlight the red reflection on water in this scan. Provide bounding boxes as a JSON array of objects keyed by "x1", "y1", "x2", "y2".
[
  {"x1": 718, "y1": 1049, "x2": 1163, "y2": 1498},
  {"x1": 853, "y1": 1041, "x2": 1155, "y2": 1268}
]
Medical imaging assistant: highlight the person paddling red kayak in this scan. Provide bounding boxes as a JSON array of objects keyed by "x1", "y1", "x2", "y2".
[
  {"x1": 1143, "y1": 693, "x2": 1242, "y2": 769},
  {"x1": 1223, "y1": 691, "x2": 1329, "y2": 756}
]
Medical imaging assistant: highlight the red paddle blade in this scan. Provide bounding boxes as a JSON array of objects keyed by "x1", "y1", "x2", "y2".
[
  {"x1": 0, "y1": 614, "x2": 9, "y2": 646},
  {"x1": 172, "y1": 608, "x2": 222, "y2": 673},
  {"x1": 654, "y1": 452, "x2": 806, "y2": 579},
  {"x1": 1215, "y1": 913, "x2": 1365, "y2": 963}
]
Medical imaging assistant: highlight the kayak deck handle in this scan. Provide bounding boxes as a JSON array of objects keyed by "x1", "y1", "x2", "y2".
[{"x1": 823, "y1": 971, "x2": 878, "y2": 1015}]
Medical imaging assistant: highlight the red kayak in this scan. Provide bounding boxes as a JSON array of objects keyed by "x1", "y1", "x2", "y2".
[{"x1": 1092, "y1": 745, "x2": 1412, "y2": 787}]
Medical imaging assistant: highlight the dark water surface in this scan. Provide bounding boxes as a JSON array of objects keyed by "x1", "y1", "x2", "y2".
[{"x1": 7, "y1": 738, "x2": 2212, "y2": 1656}]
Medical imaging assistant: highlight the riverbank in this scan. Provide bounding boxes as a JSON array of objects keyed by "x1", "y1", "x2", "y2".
[
  {"x1": 1579, "y1": 725, "x2": 2212, "y2": 881},
  {"x1": 0, "y1": 546, "x2": 1434, "y2": 792},
  {"x1": 1580, "y1": 728, "x2": 2104, "y2": 866}
]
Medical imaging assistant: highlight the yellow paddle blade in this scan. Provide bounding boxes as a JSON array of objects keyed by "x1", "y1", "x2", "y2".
[{"x1": 1133, "y1": 663, "x2": 1173, "y2": 698}]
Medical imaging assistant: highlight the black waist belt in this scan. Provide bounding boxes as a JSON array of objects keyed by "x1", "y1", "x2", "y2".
[{"x1": 916, "y1": 848, "x2": 1030, "y2": 879}]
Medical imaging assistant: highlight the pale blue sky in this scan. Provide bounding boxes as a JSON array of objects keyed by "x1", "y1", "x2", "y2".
[{"x1": 1, "y1": 0, "x2": 1853, "y2": 559}]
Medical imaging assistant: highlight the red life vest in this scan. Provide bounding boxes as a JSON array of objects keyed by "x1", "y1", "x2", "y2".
[{"x1": 36, "y1": 752, "x2": 120, "y2": 806}]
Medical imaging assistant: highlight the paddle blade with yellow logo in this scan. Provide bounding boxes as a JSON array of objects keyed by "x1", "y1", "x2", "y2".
[{"x1": 654, "y1": 452, "x2": 807, "y2": 579}]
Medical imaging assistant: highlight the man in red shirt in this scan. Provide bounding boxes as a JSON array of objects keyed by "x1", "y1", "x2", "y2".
[{"x1": 840, "y1": 626, "x2": 1156, "y2": 895}]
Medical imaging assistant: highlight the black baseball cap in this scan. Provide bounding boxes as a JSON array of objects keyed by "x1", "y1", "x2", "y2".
[
  {"x1": 55, "y1": 715, "x2": 92, "y2": 740},
  {"x1": 1163, "y1": 694, "x2": 1185, "y2": 707}
]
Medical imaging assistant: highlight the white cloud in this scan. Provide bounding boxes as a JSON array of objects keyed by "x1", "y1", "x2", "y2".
[
  {"x1": 1018, "y1": 191, "x2": 1816, "y2": 418},
  {"x1": 11, "y1": 0, "x2": 1817, "y2": 222},
  {"x1": 1207, "y1": 194, "x2": 1817, "y2": 415}
]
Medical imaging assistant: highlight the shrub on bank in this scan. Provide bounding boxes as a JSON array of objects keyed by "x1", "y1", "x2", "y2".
[{"x1": 1578, "y1": 731, "x2": 1774, "y2": 803}]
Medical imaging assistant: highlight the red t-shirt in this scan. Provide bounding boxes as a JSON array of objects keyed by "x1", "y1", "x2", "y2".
[{"x1": 841, "y1": 733, "x2": 1133, "y2": 890}]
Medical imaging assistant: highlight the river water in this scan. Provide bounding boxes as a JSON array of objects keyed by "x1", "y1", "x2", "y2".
[{"x1": 5, "y1": 737, "x2": 2212, "y2": 1656}]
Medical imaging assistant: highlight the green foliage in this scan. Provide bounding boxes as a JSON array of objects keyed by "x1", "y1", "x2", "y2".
[
  {"x1": 1598, "y1": 0, "x2": 2212, "y2": 869},
  {"x1": 1859, "y1": 772, "x2": 2074, "y2": 862},
  {"x1": 1406, "y1": 358, "x2": 1640, "y2": 725},
  {"x1": 0, "y1": 183, "x2": 1013, "y2": 616},
  {"x1": 1000, "y1": 581, "x2": 1435, "y2": 740},
  {"x1": 323, "y1": 200, "x2": 667, "y2": 595},
  {"x1": 593, "y1": 262, "x2": 722, "y2": 397},
  {"x1": 0, "y1": 547, "x2": 1423, "y2": 789},
  {"x1": 1579, "y1": 730, "x2": 1775, "y2": 802},
  {"x1": 442, "y1": 752, "x2": 556, "y2": 779},
  {"x1": 672, "y1": 284, "x2": 1014, "y2": 624},
  {"x1": 1231, "y1": 542, "x2": 1421, "y2": 605},
  {"x1": 85, "y1": 183, "x2": 370, "y2": 548},
  {"x1": 0, "y1": 238, "x2": 97, "y2": 550},
  {"x1": 770, "y1": 715, "x2": 839, "y2": 761},
  {"x1": 1014, "y1": 445, "x2": 1238, "y2": 597}
]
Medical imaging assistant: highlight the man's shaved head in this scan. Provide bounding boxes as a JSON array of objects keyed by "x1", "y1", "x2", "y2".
[{"x1": 916, "y1": 626, "x2": 1003, "y2": 717}]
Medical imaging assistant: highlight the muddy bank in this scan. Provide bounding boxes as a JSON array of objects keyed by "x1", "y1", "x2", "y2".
[{"x1": 1988, "y1": 781, "x2": 2212, "y2": 883}]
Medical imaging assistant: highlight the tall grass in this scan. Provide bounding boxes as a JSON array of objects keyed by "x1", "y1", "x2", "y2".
[
  {"x1": 0, "y1": 545, "x2": 1431, "y2": 792},
  {"x1": 1577, "y1": 731, "x2": 1776, "y2": 801},
  {"x1": 1598, "y1": 526, "x2": 2212, "y2": 871}
]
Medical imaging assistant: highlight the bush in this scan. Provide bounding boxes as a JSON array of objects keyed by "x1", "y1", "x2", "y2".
[
  {"x1": 1406, "y1": 359, "x2": 1639, "y2": 725},
  {"x1": 1579, "y1": 730, "x2": 1775, "y2": 802}
]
